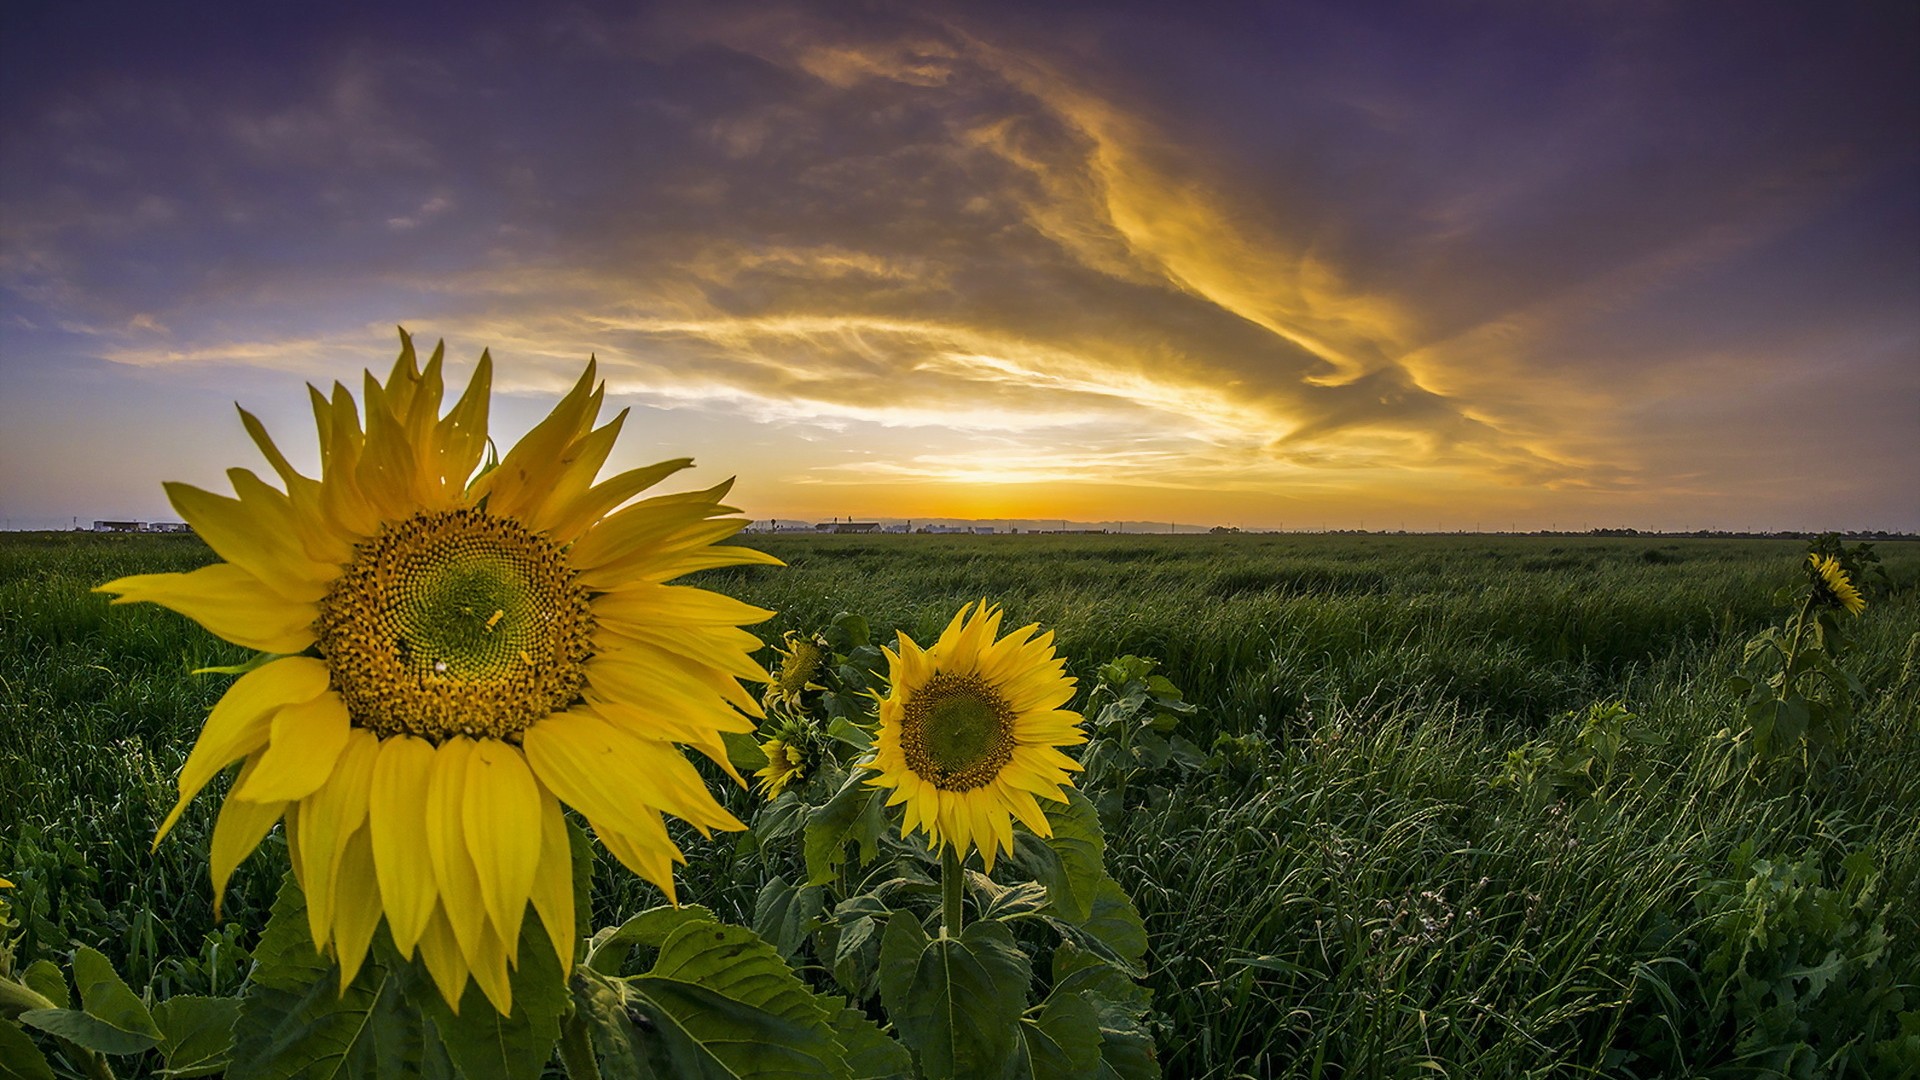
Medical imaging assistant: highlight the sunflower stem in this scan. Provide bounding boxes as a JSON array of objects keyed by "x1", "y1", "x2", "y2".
[{"x1": 942, "y1": 845, "x2": 965, "y2": 935}]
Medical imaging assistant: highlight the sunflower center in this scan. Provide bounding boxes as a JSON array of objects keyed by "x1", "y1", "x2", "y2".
[
  {"x1": 900, "y1": 672, "x2": 1016, "y2": 791},
  {"x1": 314, "y1": 508, "x2": 594, "y2": 742}
]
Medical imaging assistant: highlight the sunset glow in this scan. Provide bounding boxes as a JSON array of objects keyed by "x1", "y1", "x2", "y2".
[{"x1": 3, "y1": 2, "x2": 1915, "y2": 531}]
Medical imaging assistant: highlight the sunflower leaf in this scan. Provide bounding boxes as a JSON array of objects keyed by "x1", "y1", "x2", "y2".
[
  {"x1": 879, "y1": 916, "x2": 1030, "y2": 1080},
  {"x1": 804, "y1": 772, "x2": 887, "y2": 887},
  {"x1": 1007, "y1": 788, "x2": 1106, "y2": 924},
  {"x1": 617, "y1": 916, "x2": 867, "y2": 1079},
  {"x1": 0, "y1": 1019, "x2": 55, "y2": 1080},
  {"x1": 152, "y1": 995, "x2": 241, "y2": 1077}
]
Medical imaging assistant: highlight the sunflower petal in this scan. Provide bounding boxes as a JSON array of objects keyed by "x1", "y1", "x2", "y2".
[
  {"x1": 209, "y1": 755, "x2": 286, "y2": 918},
  {"x1": 369, "y1": 735, "x2": 439, "y2": 957},
  {"x1": 462, "y1": 740, "x2": 542, "y2": 957},
  {"x1": 96, "y1": 564, "x2": 316, "y2": 654},
  {"x1": 528, "y1": 783, "x2": 575, "y2": 978},
  {"x1": 237, "y1": 692, "x2": 351, "y2": 803},
  {"x1": 154, "y1": 657, "x2": 329, "y2": 847},
  {"x1": 294, "y1": 730, "x2": 379, "y2": 950},
  {"x1": 332, "y1": 827, "x2": 382, "y2": 993},
  {"x1": 425, "y1": 739, "x2": 489, "y2": 968}
]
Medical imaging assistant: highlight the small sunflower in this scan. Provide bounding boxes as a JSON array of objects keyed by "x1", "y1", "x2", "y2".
[
  {"x1": 763, "y1": 630, "x2": 829, "y2": 714},
  {"x1": 1809, "y1": 554, "x2": 1866, "y2": 616},
  {"x1": 97, "y1": 332, "x2": 780, "y2": 1014},
  {"x1": 865, "y1": 602, "x2": 1084, "y2": 870},
  {"x1": 755, "y1": 736, "x2": 810, "y2": 799}
]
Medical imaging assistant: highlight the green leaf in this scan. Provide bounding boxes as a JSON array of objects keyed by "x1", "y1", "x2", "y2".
[
  {"x1": 17, "y1": 1006, "x2": 158, "y2": 1057},
  {"x1": 879, "y1": 916, "x2": 1031, "y2": 1080},
  {"x1": 1007, "y1": 789, "x2": 1106, "y2": 924},
  {"x1": 805, "y1": 772, "x2": 888, "y2": 887},
  {"x1": 153, "y1": 995, "x2": 241, "y2": 1077},
  {"x1": 588, "y1": 905, "x2": 719, "y2": 974},
  {"x1": 0, "y1": 1019, "x2": 54, "y2": 1080},
  {"x1": 73, "y1": 944, "x2": 163, "y2": 1043},
  {"x1": 1043, "y1": 876, "x2": 1149, "y2": 977},
  {"x1": 832, "y1": 1006, "x2": 912, "y2": 1080},
  {"x1": 753, "y1": 876, "x2": 825, "y2": 961},
  {"x1": 229, "y1": 873, "x2": 412, "y2": 1080},
  {"x1": 569, "y1": 968, "x2": 667, "y2": 1080},
  {"x1": 21, "y1": 961, "x2": 67, "y2": 1009},
  {"x1": 1014, "y1": 992, "x2": 1103, "y2": 1079},
  {"x1": 622, "y1": 917, "x2": 856, "y2": 1079},
  {"x1": 725, "y1": 730, "x2": 771, "y2": 777},
  {"x1": 1050, "y1": 946, "x2": 1158, "y2": 1080},
  {"x1": 412, "y1": 918, "x2": 568, "y2": 1080}
]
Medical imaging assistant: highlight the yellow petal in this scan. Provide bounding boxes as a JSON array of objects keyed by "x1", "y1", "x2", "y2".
[
  {"x1": 538, "y1": 457, "x2": 692, "y2": 545},
  {"x1": 294, "y1": 730, "x2": 379, "y2": 951},
  {"x1": 568, "y1": 482, "x2": 738, "y2": 574},
  {"x1": 435, "y1": 350, "x2": 492, "y2": 494},
  {"x1": 369, "y1": 735, "x2": 439, "y2": 957},
  {"x1": 96, "y1": 564, "x2": 317, "y2": 654},
  {"x1": 164, "y1": 479, "x2": 334, "y2": 603},
  {"x1": 594, "y1": 815, "x2": 682, "y2": 904},
  {"x1": 332, "y1": 826, "x2": 382, "y2": 993},
  {"x1": 236, "y1": 692, "x2": 351, "y2": 803},
  {"x1": 470, "y1": 361, "x2": 602, "y2": 522},
  {"x1": 425, "y1": 738, "x2": 488, "y2": 968},
  {"x1": 592, "y1": 584, "x2": 774, "y2": 628},
  {"x1": 416, "y1": 904, "x2": 472, "y2": 1015},
  {"x1": 469, "y1": 917, "x2": 515, "y2": 1016},
  {"x1": 462, "y1": 740, "x2": 542, "y2": 959},
  {"x1": 528, "y1": 783, "x2": 575, "y2": 978},
  {"x1": 209, "y1": 755, "x2": 286, "y2": 918},
  {"x1": 526, "y1": 710, "x2": 740, "y2": 838},
  {"x1": 154, "y1": 657, "x2": 330, "y2": 847},
  {"x1": 525, "y1": 411, "x2": 628, "y2": 538}
]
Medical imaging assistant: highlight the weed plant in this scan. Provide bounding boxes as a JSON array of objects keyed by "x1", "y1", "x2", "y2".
[{"x1": 3, "y1": 531, "x2": 1917, "y2": 1077}]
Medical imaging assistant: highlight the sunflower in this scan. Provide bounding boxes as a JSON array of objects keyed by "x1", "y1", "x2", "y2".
[
  {"x1": 1809, "y1": 554, "x2": 1866, "y2": 616},
  {"x1": 97, "y1": 332, "x2": 780, "y2": 1015},
  {"x1": 762, "y1": 630, "x2": 829, "y2": 714},
  {"x1": 865, "y1": 602, "x2": 1084, "y2": 870},
  {"x1": 755, "y1": 737, "x2": 809, "y2": 798}
]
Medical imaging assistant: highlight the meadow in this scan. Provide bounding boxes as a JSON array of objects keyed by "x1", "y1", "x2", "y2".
[{"x1": 2, "y1": 530, "x2": 1915, "y2": 1078}]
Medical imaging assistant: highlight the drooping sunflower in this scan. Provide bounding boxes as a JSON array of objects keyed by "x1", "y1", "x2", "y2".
[
  {"x1": 1809, "y1": 554, "x2": 1867, "y2": 616},
  {"x1": 753, "y1": 715, "x2": 819, "y2": 799},
  {"x1": 762, "y1": 630, "x2": 829, "y2": 714},
  {"x1": 865, "y1": 602, "x2": 1084, "y2": 870},
  {"x1": 97, "y1": 332, "x2": 780, "y2": 1015}
]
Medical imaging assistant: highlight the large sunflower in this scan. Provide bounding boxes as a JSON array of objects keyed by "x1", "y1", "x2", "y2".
[
  {"x1": 97, "y1": 333, "x2": 779, "y2": 1014},
  {"x1": 865, "y1": 602, "x2": 1084, "y2": 870}
]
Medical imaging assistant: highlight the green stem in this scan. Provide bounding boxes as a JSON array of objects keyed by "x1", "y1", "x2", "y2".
[
  {"x1": 942, "y1": 845, "x2": 965, "y2": 937},
  {"x1": 556, "y1": 1006, "x2": 602, "y2": 1080},
  {"x1": 1780, "y1": 593, "x2": 1817, "y2": 699}
]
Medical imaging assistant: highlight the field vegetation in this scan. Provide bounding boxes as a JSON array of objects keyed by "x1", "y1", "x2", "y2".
[{"x1": 3, "y1": 530, "x2": 1916, "y2": 1077}]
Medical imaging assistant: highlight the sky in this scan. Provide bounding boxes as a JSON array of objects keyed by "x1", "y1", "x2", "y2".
[{"x1": 2, "y1": 0, "x2": 1916, "y2": 532}]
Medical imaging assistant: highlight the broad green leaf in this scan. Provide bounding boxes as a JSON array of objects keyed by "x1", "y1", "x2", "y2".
[
  {"x1": 754, "y1": 791, "x2": 810, "y2": 847},
  {"x1": 588, "y1": 905, "x2": 718, "y2": 974},
  {"x1": 805, "y1": 773, "x2": 888, "y2": 887},
  {"x1": 625, "y1": 918, "x2": 852, "y2": 1078},
  {"x1": 1007, "y1": 790, "x2": 1105, "y2": 924},
  {"x1": 1013, "y1": 993, "x2": 1102, "y2": 1079},
  {"x1": 724, "y1": 730, "x2": 771, "y2": 776},
  {"x1": 412, "y1": 918, "x2": 567, "y2": 1080},
  {"x1": 18, "y1": 1006, "x2": 159, "y2": 1056},
  {"x1": 229, "y1": 873, "x2": 410, "y2": 1080},
  {"x1": 1050, "y1": 944, "x2": 1158, "y2": 1080},
  {"x1": 72, "y1": 945, "x2": 162, "y2": 1044},
  {"x1": 1043, "y1": 876, "x2": 1148, "y2": 977},
  {"x1": 153, "y1": 995, "x2": 241, "y2": 1077},
  {"x1": 569, "y1": 967, "x2": 668, "y2": 1080},
  {"x1": 832, "y1": 1006, "x2": 912, "y2": 1080},
  {"x1": 0, "y1": 1020, "x2": 54, "y2": 1080},
  {"x1": 21, "y1": 961, "x2": 67, "y2": 1009},
  {"x1": 753, "y1": 876, "x2": 824, "y2": 961},
  {"x1": 878, "y1": 916, "x2": 1031, "y2": 1080}
]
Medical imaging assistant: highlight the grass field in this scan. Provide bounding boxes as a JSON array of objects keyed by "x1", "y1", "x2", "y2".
[{"x1": 3, "y1": 530, "x2": 1916, "y2": 1077}]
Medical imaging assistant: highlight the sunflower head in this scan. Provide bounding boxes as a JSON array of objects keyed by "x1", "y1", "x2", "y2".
[
  {"x1": 763, "y1": 630, "x2": 830, "y2": 714},
  {"x1": 96, "y1": 331, "x2": 782, "y2": 1015},
  {"x1": 865, "y1": 602, "x2": 1084, "y2": 870},
  {"x1": 1809, "y1": 554, "x2": 1866, "y2": 616}
]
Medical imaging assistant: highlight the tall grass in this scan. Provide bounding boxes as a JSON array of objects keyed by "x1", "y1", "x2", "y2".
[{"x1": 3, "y1": 531, "x2": 1915, "y2": 1076}]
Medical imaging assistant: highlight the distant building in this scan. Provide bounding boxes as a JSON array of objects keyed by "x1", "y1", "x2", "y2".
[
  {"x1": 917, "y1": 524, "x2": 971, "y2": 534},
  {"x1": 94, "y1": 520, "x2": 145, "y2": 532},
  {"x1": 971, "y1": 526, "x2": 995, "y2": 535},
  {"x1": 815, "y1": 521, "x2": 879, "y2": 534},
  {"x1": 882, "y1": 524, "x2": 910, "y2": 534},
  {"x1": 149, "y1": 522, "x2": 193, "y2": 533}
]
